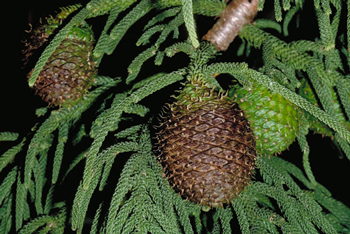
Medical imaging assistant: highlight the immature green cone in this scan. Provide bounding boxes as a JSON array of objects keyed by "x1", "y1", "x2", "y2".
[
  {"x1": 24, "y1": 5, "x2": 96, "y2": 106},
  {"x1": 230, "y1": 83, "x2": 301, "y2": 156},
  {"x1": 156, "y1": 80, "x2": 256, "y2": 208}
]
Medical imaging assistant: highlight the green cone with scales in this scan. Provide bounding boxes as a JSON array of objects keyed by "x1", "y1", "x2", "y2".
[
  {"x1": 156, "y1": 79, "x2": 256, "y2": 208},
  {"x1": 230, "y1": 82, "x2": 301, "y2": 156},
  {"x1": 24, "y1": 5, "x2": 96, "y2": 106}
]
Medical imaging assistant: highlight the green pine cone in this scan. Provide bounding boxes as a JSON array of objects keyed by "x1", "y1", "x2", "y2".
[
  {"x1": 24, "y1": 5, "x2": 96, "y2": 106},
  {"x1": 230, "y1": 83, "x2": 301, "y2": 156}
]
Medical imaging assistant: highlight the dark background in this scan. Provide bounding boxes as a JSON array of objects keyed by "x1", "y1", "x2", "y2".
[{"x1": 1, "y1": 0, "x2": 349, "y2": 216}]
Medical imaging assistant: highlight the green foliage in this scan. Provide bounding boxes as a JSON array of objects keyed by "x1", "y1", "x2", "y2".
[
  {"x1": 2, "y1": 0, "x2": 350, "y2": 233},
  {"x1": 181, "y1": 0, "x2": 199, "y2": 48},
  {"x1": 234, "y1": 156, "x2": 339, "y2": 233},
  {"x1": 0, "y1": 132, "x2": 19, "y2": 142},
  {"x1": 0, "y1": 139, "x2": 25, "y2": 173}
]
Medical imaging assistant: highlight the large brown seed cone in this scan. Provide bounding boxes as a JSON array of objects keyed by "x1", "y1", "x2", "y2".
[
  {"x1": 156, "y1": 81, "x2": 256, "y2": 207},
  {"x1": 24, "y1": 6, "x2": 96, "y2": 106},
  {"x1": 29, "y1": 37, "x2": 96, "y2": 106}
]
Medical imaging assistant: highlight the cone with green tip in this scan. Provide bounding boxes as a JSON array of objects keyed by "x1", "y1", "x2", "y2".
[
  {"x1": 230, "y1": 82, "x2": 301, "y2": 156},
  {"x1": 156, "y1": 79, "x2": 256, "y2": 208},
  {"x1": 24, "y1": 5, "x2": 96, "y2": 106}
]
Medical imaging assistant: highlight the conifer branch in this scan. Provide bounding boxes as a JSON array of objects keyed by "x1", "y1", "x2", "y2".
[
  {"x1": 336, "y1": 78, "x2": 350, "y2": 120},
  {"x1": 107, "y1": 0, "x2": 153, "y2": 55},
  {"x1": 124, "y1": 104, "x2": 150, "y2": 117},
  {"x1": 256, "y1": 156, "x2": 338, "y2": 233},
  {"x1": 335, "y1": 133, "x2": 350, "y2": 161},
  {"x1": 297, "y1": 115, "x2": 316, "y2": 186},
  {"x1": 216, "y1": 207, "x2": 233, "y2": 234},
  {"x1": 137, "y1": 25, "x2": 168, "y2": 46},
  {"x1": 86, "y1": 0, "x2": 137, "y2": 18},
  {"x1": 239, "y1": 24, "x2": 342, "y2": 85},
  {"x1": 165, "y1": 41, "x2": 194, "y2": 57},
  {"x1": 155, "y1": 50, "x2": 165, "y2": 65},
  {"x1": 43, "y1": 185, "x2": 55, "y2": 215},
  {"x1": 181, "y1": 0, "x2": 199, "y2": 48},
  {"x1": 0, "y1": 167, "x2": 17, "y2": 207},
  {"x1": 18, "y1": 215, "x2": 55, "y2": 233},
  {"x1": 0, "y1": 139, "x2": 25, "y2": 173},
  {"x1": 234, "y1": 189, "x2": 286, "y2": 232},
  {"x1": 33, "y1": 150, "x2": 50, "y2": 215},
  {"x1": 282, "y1": 0, "x2": 291, "y2": 10},
  {"x1": 92, "y1": 6, "x2": 121, "y2": 60},
  {"x1": 311, "y1": 188, "x2": 350, "y2": 232},
  {"x1": 15, "y1": 172, "x2": 27, "y2": 231},
  {"x1": 126, "y1": 46, "x2": 158, "y2": 84},
  {"x1": 72, "y1": 181, "x2": 98, "y2": 233},
  {"x1": 99, "y1": 141, "x2": 140, "y2": 191},
  {"x1": 0, "y1": 132, "x2": 19, "y2": 142},
  {"x1": 90, "y1": 202, "x2": 103, "y2": 234},
  {"x1": 255, "y1": 19, "x2": 282, "y2": 33},
  {"x1": 156, "y1": 0, "x2": 225, "y2": 16},
  {"x1": 274, "y1": 0, "x2": 283, "y2": 22},
  {"x1": 144, "y1": 7, "x2": 181, "y2": 30},
  {"x1": 52, "y1": 123, "x2": 69, "y2": 184},
  {"x1": 283, "y1": 5, "x2": 300, "y2": 36},
  {"x1": 155, "y1": 11, "x2": 185, "y2": 47},
  {"x1": 114, "y1": 125, "x2": 143, "y2": 139},
  {"x1": 72, "y1": 125, "x2": 87, "y2": 146},
  {"x1": 232, "y1": 195, "x2": 251, "y2": 233},
  {"x1": 0, "y1": 194, "x2": 12, "y2": 233}
]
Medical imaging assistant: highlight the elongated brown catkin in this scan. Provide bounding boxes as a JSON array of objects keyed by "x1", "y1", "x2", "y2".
[{"x1": 203, "y1": 0, "x2": 258, "y2": 51}]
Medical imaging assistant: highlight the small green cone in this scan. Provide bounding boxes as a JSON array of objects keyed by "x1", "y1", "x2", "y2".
[{"x1": 230, "y1": 83, "x2": 301, "y2": 156}]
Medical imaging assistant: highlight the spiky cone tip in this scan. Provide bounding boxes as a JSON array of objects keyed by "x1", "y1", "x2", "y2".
[{"x1": 156, "y1": 80, "x2": 257, "y2": 208}]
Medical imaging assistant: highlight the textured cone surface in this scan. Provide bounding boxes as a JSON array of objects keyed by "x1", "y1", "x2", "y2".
[
  {"x1": 24, "y1": 6, "x2": 96, "y2": 106},
  {"x1": 157, "y1": 81, "x2": 256, "y2": 207},
  {"x1": 230, "y1": 83, "x2": 301, "y2": 156}
]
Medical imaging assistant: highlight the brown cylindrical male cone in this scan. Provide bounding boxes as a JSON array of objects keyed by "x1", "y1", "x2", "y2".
[
  {"x1": 203, "y1": 0, "x2": 258, "y2": 51},
  {"x1": 156, "y1": 81, "x2": 256, "y2": 207}
]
